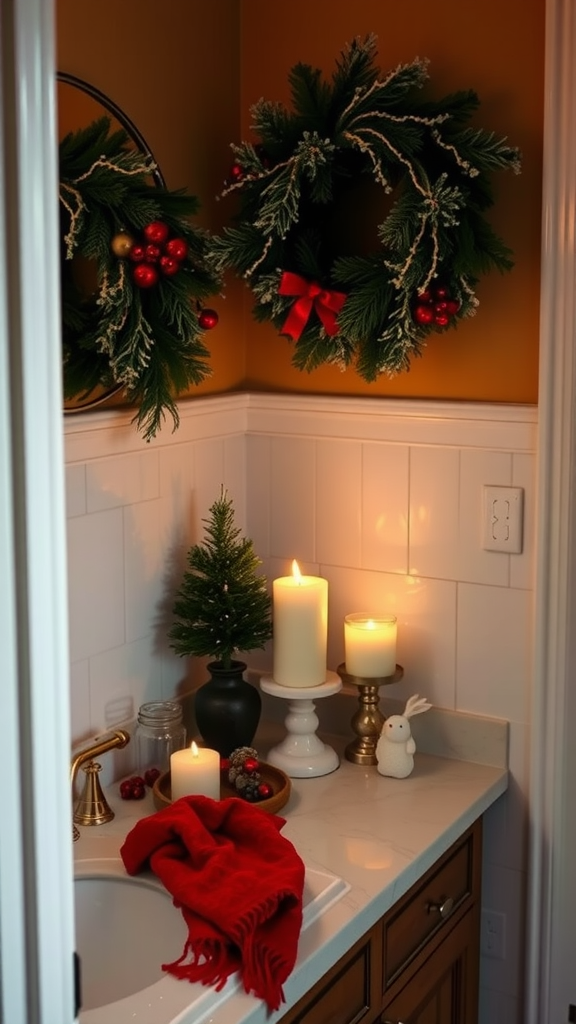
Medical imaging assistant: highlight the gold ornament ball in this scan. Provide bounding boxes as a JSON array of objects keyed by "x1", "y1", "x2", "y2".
[{"x1": 111, "y1": 232, "x2": 135, "y2": 258}]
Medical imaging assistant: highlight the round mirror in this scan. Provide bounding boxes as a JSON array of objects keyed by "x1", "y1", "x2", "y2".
[
  {"x1": 57, "y1": 75, "x2": 220, "y2": 439},
  {"x1": 57, "y1": 73, "x2": 164, "y2": 413}
]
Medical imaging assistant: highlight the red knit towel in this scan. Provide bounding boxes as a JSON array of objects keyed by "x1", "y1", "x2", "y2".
[{"x1": 120, "y1": 795, "x2": 305, "y2": 1012}]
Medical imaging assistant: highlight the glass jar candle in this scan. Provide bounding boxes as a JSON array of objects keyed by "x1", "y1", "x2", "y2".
[
  {"x1": 134, "y1": 701, "x2": 186, "y2": 776},
  {"x1": 344, "y1": 613, "x2": 397, "y2": 678}
]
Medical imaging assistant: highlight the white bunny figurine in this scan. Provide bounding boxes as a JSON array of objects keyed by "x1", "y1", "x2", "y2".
[{"x1": 376, "y1": 694, "x2": 432, "y2": 779}]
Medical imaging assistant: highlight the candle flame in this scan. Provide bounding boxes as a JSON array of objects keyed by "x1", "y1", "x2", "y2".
[
  {"x1": 366, "y1": 619, "x2": 376, "y2": 630},
  {"x1": 291, "y1": 559, "x2": 302, "y2": 583},
  {"x1": 191, "y1": 741, "x2": 199, "y2": 757}
]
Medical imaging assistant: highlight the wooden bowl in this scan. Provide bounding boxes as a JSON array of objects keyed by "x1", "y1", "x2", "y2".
[{"x1": 152, "y1": 761, "x2": 291, "y2": 815}]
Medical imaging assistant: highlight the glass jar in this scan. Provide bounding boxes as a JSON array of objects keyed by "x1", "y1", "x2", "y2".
[{"x1": 134, "y1": 701, "x2": 186, "y2": 777}]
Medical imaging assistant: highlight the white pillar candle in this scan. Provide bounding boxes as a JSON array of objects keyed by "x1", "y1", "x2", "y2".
[
  {"x1": 273, "y1": 560, "x2": 328, "y2": 688},
  {"x1": 344, "y1": 614, "x2": 397, "y2": 678},
  {"x1": 170, "y1": 741, "x2": 220, "y2": 801}
]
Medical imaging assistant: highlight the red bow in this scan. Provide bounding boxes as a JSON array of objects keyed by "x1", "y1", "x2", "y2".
[{"x1": 278, "y1": 271, "x2": 346, "y2": 341}]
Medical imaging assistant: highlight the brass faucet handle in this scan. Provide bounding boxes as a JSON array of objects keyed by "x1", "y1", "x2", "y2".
[{"x1": 73, "y1": 761, "x2": 115, "y2": 827}]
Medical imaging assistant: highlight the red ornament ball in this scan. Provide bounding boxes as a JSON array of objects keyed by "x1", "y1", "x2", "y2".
[
  {"x1": 434, "y1": 312, "x2": 450, "y2": 327},
  {"x1": 257, "y1": 782, "x2": 273, "y2": 799},
  {"x1": 198, "y1": 308, "x2": 219, "y2": 330},
  {"x1": 220, "y1": 758, "x2": 231, "y2": 773},
  {"x1": 243, "y1": 757, "x2": 260, "y2": 774},
  {"x1": 165, "y1": 237, "x2": 189, "y2": 262},
  {"x1": 133, "y1": 263, "x2": 158, "y2": 288},
  {"x1": 144, "y1": 243, "x2": 162, "y2": 263},
  {"x1": 414, "y1": 304, "x2": 435, "y2": 325},
  {"x1": 129, "y1": 244, "x2": 146, "y2": 263},
  {"x1": 143, "y1": 220, "x2": 170, "y2": 245},
  {"x1": 446, "y1": 299, "x2": 460, "y2": 316},
  {"x1": 230, "y1": 163, "x2": 244, "y2": 181},
  {"x1": 159, "y1": 255, "x2": 180, "y2": 277}
]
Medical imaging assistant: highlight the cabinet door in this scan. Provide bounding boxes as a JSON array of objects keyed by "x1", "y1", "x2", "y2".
[
  {"x1": 280, "y1": 927, "x2": 381, "y2": 1024},
  {"x1": 380, "y1": 908, "x2": 479, "y2": 1024}
]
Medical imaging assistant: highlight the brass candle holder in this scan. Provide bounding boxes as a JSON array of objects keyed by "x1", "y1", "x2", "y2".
[{"x1": 337, "y1": 663, "x2": 404, "y2": 765}]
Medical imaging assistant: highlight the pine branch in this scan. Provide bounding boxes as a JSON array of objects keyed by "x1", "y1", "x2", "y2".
[
  {"x1": 332, "y1": 255, "x2": 395, "y2": 342},
  {"x1": 209, "y1": 224, "x2": 273, "y2": 276},
  {"x1": 330, "y1": 34, "x2": 380, "y2": 109},
  {"x1": 291, "y1": 327, "x2": 351, "y2": 372},
  {"x1": 250, "y1": 100, "x2": 298, "y2": 152},
  {"x1": 445, "y1": 126, "x2": 522, "y2": 175},
  {"x1": 289, "y1": 62, "x2": 332, "y2": 125}
]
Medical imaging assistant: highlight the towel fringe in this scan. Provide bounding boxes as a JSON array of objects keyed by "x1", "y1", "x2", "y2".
[
  {"x1": 242, "y1": 931, "x2": 287, "y2": 1010},
  {"x1": 163, "y1": 938, "x2": 237, "y2": 993}
]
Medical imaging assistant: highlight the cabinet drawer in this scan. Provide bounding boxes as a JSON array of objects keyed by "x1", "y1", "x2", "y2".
[{"x1": 382, "y1": 823, "x2": 479, "y2": 988}]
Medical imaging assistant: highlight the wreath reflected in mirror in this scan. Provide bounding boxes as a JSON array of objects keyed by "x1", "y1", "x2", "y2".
[
  {"x1": 212, "y1": 35, "x2": 521, "y2": 380},
  {"x1": 59, "y1": 75, "x2": 221, "y2": 441}
]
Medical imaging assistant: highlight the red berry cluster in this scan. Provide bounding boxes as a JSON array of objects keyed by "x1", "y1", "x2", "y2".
[
  {"x1": 413, "y1": 285, "x2": 460, "y2": 328},
  {"x1": 224, "y1": 747, "x2": 274, "y2": 803},
  {"x1": 119, "y1": 766, "x2": 161, "y2": 800},
  {"x1": 129, "y1": 221, "x2": 189, "y2": 289}
]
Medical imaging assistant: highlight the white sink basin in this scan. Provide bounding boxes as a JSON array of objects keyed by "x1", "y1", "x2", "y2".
[
  {"x1": 74, "y1": 870, "x2": 187, "y2": 1009},
  {"x1": 74, "y1": 844, "x2": 349, "y2": 1024}
]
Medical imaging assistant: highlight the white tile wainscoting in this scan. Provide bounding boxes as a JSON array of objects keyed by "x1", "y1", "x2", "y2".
[{"x1": 64, "y1": 392, "x2": 536, "y2": 1024}]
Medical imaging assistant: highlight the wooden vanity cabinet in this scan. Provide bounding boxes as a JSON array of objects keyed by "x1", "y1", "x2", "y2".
[{"x1": 280, "y1": 820, "x2": 482, "y2": 1024}]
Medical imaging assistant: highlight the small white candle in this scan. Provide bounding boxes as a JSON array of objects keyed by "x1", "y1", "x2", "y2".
[
  {"x1": 170, "y1": 741, "x2": 220, "y2": 801},
  {"x1": 344, "y1": 613, "x2": 397, "y2": 678},
  {"x1": 273, "y1": 560, "x2": 328, "y2": 688}
]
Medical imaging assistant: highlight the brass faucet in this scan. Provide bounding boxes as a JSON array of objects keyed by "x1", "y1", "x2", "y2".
[{"x1": 71, "y1": 728, "x2": 130, "y2": 841}]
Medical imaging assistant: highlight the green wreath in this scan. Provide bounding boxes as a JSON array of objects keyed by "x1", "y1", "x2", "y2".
[
  {"x1": 60, "y1": 117, "x2": 221, "y2": 440},
  {"x1": 212, "y1": 35, "x2": 521, "y2": 380}
]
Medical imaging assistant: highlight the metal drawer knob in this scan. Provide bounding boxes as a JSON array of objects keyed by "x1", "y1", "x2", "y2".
[{"x1": 427, "y1": 895, "x2": 455, "y2": 918}]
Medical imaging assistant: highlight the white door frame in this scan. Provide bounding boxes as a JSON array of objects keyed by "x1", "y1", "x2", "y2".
[
  {"x1": 0, "y1": 0, "x2": 572, "y2": 1022},
  {"x1": 527, "y1": 0, "x2": 576, "y2": 1021},
  {"x1": 0, "y1": 0, "x2": 75, "y2": 1021}
]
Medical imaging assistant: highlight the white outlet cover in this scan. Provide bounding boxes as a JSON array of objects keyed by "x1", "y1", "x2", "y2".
[{"x1": 483, "y1": 485, "x2": 524, "y2": 554}]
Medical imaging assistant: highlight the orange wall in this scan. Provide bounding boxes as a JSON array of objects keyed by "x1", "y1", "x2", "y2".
[
  {"x1": 57, "y1": 1, "x2": 544, "y2": 408},
  {"x1": 56, "y1": 0, "x2": 245, "y2": 398},
  {"x1": 240, "y1": 0, "x2": 545, "y2": 404}
]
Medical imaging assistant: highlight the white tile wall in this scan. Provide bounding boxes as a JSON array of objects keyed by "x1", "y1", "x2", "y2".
[
  {"x1": 361, "y1": 442, "x2": 409, "y2": 575},
  {"x1": 64, "y1": 393, "x2": 537, "y2": 1024},
  {"x1": 67, "y1": 507, "x2": 125, "y2": 662}
]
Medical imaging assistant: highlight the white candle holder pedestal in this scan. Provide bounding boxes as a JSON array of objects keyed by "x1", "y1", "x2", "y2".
[
  {"x1": 337, "y1": 663, "x2": 404, "y2": 766},
  {"x1": 260, "y1": 671, "x2": 342, "y2": 778}
]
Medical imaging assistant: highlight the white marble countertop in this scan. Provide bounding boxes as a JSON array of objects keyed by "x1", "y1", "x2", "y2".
[{"x1": 74, "y1": 733, "x2": 507, "y2": 1024}]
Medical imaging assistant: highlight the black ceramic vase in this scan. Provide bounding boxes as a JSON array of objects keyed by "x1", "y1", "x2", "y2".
[{"x1": 194, "y1": 659, "x2": 262, "y2": 758}]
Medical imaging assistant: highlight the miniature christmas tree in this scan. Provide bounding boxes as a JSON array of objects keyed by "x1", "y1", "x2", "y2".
[{"x1": 168, "y1": 488, "x2": 272, "y2": 669}]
